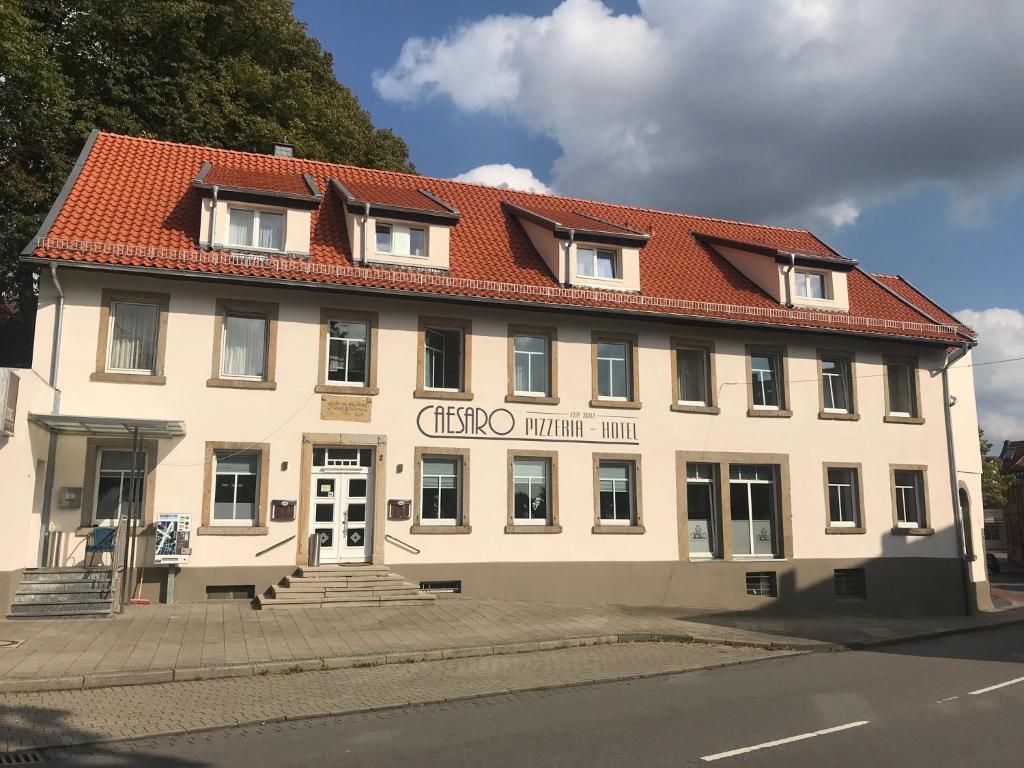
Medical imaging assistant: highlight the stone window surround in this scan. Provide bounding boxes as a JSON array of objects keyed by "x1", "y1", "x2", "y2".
[
  {"x1": 91, "y1": 289, "x2": 170, "y2": 385},
  {"x1": 591, "y1": 452, "x2": 645, "y2": 534},
  {"x1": 207, "y1": 298, "x2": 279, "y2": 390},
  {"x1": 674, "y1": 450, "x2": 793, "y2": 560},
  {"x1": 669, "y1": 337, "x2": 719, "y2": 415},
  {"x1": 821, "y1": 461, "x2": 866, "y2": 534},
  {"x1": 505, "y1": 449, "x2": 562, "y2": 534},
  {"x1": 816, "y1": 349, "x2": 860, "y2": 421},
  {"x1": 889, "y1": 463, "x2": 934, "y2": 535},
  {"x1": 296, "y1": 433, "x2": 388, "y2": 565},
  {"x1": 78, "y1": 437, "x2": 159, "y2": 532},
  {"x1": 745, "y1": 344, "x2": 792, "y2": 418},
  {"x1": 198, "y1": 441, "x2": 271, "y2": 535},
  {"x1": 882, "y1": 355, "x2": 925, "y2": 425},
  {"x1": 413, "y1": 316, "x2": 474, "y2": 401},
  {"x1": 505, "y1": 324, "x2": 560, "y2": 405},
  {"x1": 314, "y1": 307, "x2": 381, "y2": 396},
  {"x1": 590, "y1": 331, "x2": 642, "y2": 410},
  {"x1": 411, "y1": 446, "x2": 472, "y2": 534}
]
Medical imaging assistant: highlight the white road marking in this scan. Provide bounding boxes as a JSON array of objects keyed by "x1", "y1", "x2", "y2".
[
  {"x1": 936, "y1": 696, "x2": 959, "y2": 704},
  {"x1": 968, "y1": 675, "x2": 1024, "y2": 696},
  {"x1": 700, "y1": 721, "x2": 870, "y2": 762}
]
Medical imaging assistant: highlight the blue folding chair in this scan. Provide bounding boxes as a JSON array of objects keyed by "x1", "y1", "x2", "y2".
[{"x1": 85, "y1": 527, "x2": 116, "y2": 567}]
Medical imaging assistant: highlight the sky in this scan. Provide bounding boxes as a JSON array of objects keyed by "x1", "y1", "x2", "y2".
[{"x1": 293, "y1": 0, "x2": 1024, "y2": 448}]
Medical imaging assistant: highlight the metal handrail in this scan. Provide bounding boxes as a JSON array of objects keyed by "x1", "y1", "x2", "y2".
[
  {"x1": 385, "y1": 534, "x2": 421, "y2": 555},
  {"x1": 255, "y1": 535, "x2": 296, "y2": 557}
]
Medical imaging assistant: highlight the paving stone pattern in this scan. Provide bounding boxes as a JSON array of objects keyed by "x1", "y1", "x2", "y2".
[{"x1": 0, "y1": 641, "x2": 791, "y2": 752}]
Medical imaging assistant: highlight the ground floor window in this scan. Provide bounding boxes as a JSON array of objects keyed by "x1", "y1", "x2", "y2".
[
  {"x1": 598, "y1": 460, "x2": 637, "y2": 525},
  {"x1": 686, "y1": 462, "x2": 718, "y2": 557},
  {"x1": 512, "y1": 457, "x2": 551, "y2": 524},
  {"x1": 94, "y1": 450, "x2": 146, "y2": 523},
  {"x1": 893, "y1": 469, "x2": 926, "y2": 529},
  {"x1": 826, "y1": 466, "x2": 861, "y2": 528},
  {"x1": 213, "y1": 452, "x2": 259, "y2": 526},
  {"x1": 729, "y1": 464, "x2": 779, "y2": 557},
  {"x1": 421, "y1": 456, "x2": 462, "y2": 525}
]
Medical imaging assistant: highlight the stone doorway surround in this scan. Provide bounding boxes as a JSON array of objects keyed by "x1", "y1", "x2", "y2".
[{"x1": 297, "y1": 433, "x2": 387, "y2": 566}]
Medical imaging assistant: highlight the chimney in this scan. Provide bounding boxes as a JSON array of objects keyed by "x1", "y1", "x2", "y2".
[{"x1": 272, "y1": 142, "x2": 294, "y2": 158}]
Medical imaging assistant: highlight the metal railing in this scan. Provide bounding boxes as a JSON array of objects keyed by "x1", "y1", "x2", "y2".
[
  {"x1": 385, "y1": 534, "x2": 421, "y2": 555},
  {"x1": 255, "y1": 535, "x2": 296, "y2": 557}
]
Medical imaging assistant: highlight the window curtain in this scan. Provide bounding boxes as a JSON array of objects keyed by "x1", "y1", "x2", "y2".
[
  {"x1": 258, "y1": 212, "x2": 284, "y2": 250},
  {"x1": 109, "y1": 302, "x2": 158, "y2": 372},
  {"x1": 228, "y1": 209, "x2": 254, "y2": 246},
  {"x1": 222, "y1": 315, "x2": 266, "y2": 377}
]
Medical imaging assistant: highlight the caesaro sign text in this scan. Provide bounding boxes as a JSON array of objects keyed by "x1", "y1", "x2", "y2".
[{"x1": 416, "y1": 405, "x2": 638, "y2": 445}]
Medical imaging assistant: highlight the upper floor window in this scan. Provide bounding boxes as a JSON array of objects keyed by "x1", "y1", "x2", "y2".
[
  {"x1": 886, "y1": 361, "x2": 918, "y2": 418},
  {"x1": 513, "y1": 334, "x2": 550, "y2": 397},
  {"x1": 577, "y1": 246, "x2": 618, "y2": 279},
  {"x1": 221, "y1": 313, "x2": 268, "y2": 380},
  {"x1": 327, "y1": 320, "x2": 368, "y2": 386},
  {"x1": 107, "y1": 301, "x2": 159, "y2": 375},
  {"x1": 750, "y1": 352, "x2": 783, "y2": 410},
  {"x1": 821, "y1": 356, "x2": 853, "y2": 413},
  {"x1": 795, "y1": 269, "x2": 829, "y2": 299},
  {"x1": 676, "y1": 347, "x2": 711, "y2": 406},
  {"x1": 424, "y1": 327, "x2": 464, "y2": 391},
  {"x1": 596, "y1": 341, "x2": 630, "y2": 400},
  {"x1": 376, "y1": 222, "x2": 426, "y2": 257},
  {"x1": 228, "y1": 207, "x2": 284, "y2": 251}
]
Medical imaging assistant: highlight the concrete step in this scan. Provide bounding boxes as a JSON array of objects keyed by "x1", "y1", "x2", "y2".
[
  {"x1": 12, "y1": 591, "x2": 112, "y2": 605},
  {"x1": 257, "y1": 592, "x2": 436, "y2": 610},
  {"x1": 282, "y1": 575, "x2": 406, "y2": 590},
  {"x1": 17, "y1": 581, "x2": 115, "y2": 594},
  {"x1": 296, "y1": 565, "x2": 391, "y2": 578},
  {"x1": 270, "y1": 586, "x2": 423, "y2": 600},
  {"x1": 8, "y1": 601, "x2": 112, "y2": 618},
  {"x1": 21, "y1": 570, "x2": 113, "y2": 584}
]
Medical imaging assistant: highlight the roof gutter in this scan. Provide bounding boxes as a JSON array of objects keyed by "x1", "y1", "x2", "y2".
[
  {"x1": 361, "y1": 202, "x2": 370, "y2": 265},
  {"x1": 782, "y1": 252, "x2": 796, "y2": 309}
]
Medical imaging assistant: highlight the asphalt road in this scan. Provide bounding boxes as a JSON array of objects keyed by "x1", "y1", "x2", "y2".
[{"x1": 48, "y1": 624, "x2": 1024, "y2": 767}]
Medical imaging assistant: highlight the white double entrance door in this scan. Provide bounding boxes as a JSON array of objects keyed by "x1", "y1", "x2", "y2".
[{"x1": 311, "y1": 466, "x2": 373, "y2": 563}]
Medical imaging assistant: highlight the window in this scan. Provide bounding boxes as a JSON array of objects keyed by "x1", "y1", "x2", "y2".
[
  {"x1": 221, "y1": 314, "x2": 268, "y2": 379},
  {"x1": 893, "y1": 469, "x2": 926, "y2": 529},
  {"x1": 886, "y1": 361, "x2": 917, "y2": 418},
  {"x1": 597, "y1": 341, "x2": 630, "y2": 400},
  {"x1": 420, "y1": 456, "x2": 461, "y2": 525},
  {"x1": 795, "y1": 270, "x2": 828, "y2": 299},
  {"x1": 424, "y1": 328, "x2": 464, "y2": 391},
  {"x1": 598, "y1": 460, "x2": 636, "y2": 525},
  {"x1": 213, "y1": 452, "x2": 259, "y2": 526},
  {"x1": 827, "y1": 467, "x2": 860, "y2": 528},
  {"x1": 107, "y1": 301, "x2": 159, "y2": 374},
  {"x1": 376, "y1": 222, "x2": 426, "y2": 257},
  {"x1": 686, "y1": 463, "x2": 718, "y2": 557},
  {"x1": 94, "y1": 450, "x2": 146, "y2": 523},
  {"x1": 577, "y1": 246, "x2": 618, "y2": 279},
  {"x1": 676, "y1": 347, "x2": 711, "y2": 406},
  {"x1": 821, "y1": 356, "x2": 853, "y2": 414},
  {"x1": 326, "y1": 320, "x2": 368, "y2": 386},
  {"x1": 228, "y1": 208, "x2": 284, "y2": 251},
  {"x1": 729, "y1": 464, "x2": 779, "y2": 557},
  {"x1": 750, "y1": 352, "x2": 783, "y2": 410},
  {"x1": 512, "y1": 457, "x2": 551, "y2": 524},
  {"x1": 513, "y1": 334, "x2": 550, "y2": 396}
]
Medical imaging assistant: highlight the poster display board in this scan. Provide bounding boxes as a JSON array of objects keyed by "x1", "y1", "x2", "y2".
[{"x1": 154, "y1": 513, "x2": 192, "y2": 564}]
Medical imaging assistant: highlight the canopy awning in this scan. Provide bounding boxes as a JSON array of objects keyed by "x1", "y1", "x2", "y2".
[{"x1": 28, "y1": 413, "x2": 186, "y2": 439}]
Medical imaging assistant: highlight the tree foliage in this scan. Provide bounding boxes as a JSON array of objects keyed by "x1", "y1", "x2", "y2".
[
  {"x1": 0, "y1": 0, "x2": 414, "y2": 365},
  {"x1": 981, "y1": 428, "x2": 1014, "y2": 509}
]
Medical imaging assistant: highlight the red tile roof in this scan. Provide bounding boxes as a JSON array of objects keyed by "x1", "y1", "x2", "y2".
[
  {"x1": 871, "y1": 274, "x2": 971, "y2": 333},
  {"x1": 340, "y1": 180, "x2": 455, "y2": 214},
  {"x1": 202, "y1": 165, "x2": 315, "y2": 197},
  {"x1": 25, "y1": 132, "x2": 972, "y2": 343}
]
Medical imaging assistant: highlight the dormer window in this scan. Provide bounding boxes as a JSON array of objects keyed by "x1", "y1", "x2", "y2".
[
  {"x1": 376, "y1": 222, "x2": 426, "y2": 257},
  {"x1": 795, "y1": 269, "x2": 830, "y2": 300},
  {"x1": 577, "y1": 247, "x2": 619, "y2": 280},
  {"x1": 227, "y1": 207, "x2": 285, "y2": 252}
]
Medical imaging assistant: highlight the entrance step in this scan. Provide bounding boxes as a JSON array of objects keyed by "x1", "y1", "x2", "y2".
[
  {"x1": 256, "y1": 565, "x2": 436, "y2": 610},
  {"x1": 7, "y1": 568, "x2": 114, "y2": 619}
]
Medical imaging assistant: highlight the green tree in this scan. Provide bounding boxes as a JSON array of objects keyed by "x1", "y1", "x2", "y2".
[
  {"x1": 0, "y1": 0, "x2": 414, "y2": 365},
  {"x1": 981, "y1": 428, "x2": 1014, "y2": 509}
]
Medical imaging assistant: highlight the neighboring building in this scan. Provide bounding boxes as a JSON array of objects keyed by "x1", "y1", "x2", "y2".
[
  {"x1": 999, "y1": 441, "x2": 1024, "y2": 565},
  {"x1": 0, "y1": 131, "x2": 991, "y2": 616}
]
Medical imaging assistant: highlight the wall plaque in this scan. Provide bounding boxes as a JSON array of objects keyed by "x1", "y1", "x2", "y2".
[
  {"x1": 321, "y1": 395, "x2": 372, "y2": 423},
  {"x1": 387, "y1": 499, "x2": 412, "y2": 521}
]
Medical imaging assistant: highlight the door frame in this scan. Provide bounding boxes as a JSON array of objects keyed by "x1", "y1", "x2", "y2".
[{"x1": 297, "y1": 433, "x2": 387, "y2": 566}]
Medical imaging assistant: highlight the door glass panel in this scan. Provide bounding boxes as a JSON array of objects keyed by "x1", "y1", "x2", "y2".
[
  {"x1": 315, "y1": 503, "x2": 334, "y2": 523},
  {"x1": 316, "y1": 529, "x2": 333, "y2": 548},
  {"x1": 346, "y1": 529, "x2": 365, "y2": 547},
  {"x1": 349, "y1": 478, "x2": 367, "y2": 497},
  {"x1": 316, "y1": 478, "x2": 336, "y2": 498},
  {"x1": 347, "y1": 503, "x2": 366, "y2": 523}
]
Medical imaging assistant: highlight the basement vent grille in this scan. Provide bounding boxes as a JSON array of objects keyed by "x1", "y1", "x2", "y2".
[
  {"x1": 206, "y1": 585, "x2": 255, "y2": 601},
  {"x1": 419, "y1": 580, "x2": 461, "y2": 594},
  {"x1": 0, "y1": 751, "x2": 44, "y2": 764},
  {"x1": 834, "y1": 568, "x2": 868, "y2": 600},
  {"x1": 745, "y1": 572, "x2": 778, "y2": 598}
]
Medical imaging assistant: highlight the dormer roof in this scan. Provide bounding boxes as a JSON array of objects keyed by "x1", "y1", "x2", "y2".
[
  {"x1": 504, "y1": 201, "x2": 650, "y2": 244},
  {"x1": 331, "y1": 178, "x2": 460, "y2": 222},
  {"x1": 193, "y1": 162, "x2": 321, "y2": 204},
  {"x1": 692, "y1": 232, "x2": 856, "y2": 270}
]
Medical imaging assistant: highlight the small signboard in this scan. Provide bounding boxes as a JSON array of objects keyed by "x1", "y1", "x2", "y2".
[
  {"x1": 154, "y1": 513, "x2": 192, "y2": 564},
  {"x1": 271, "y1": 499, "x2": 296, "y2": 522},
  {"x1": 387, "y1": 499, "x2": 411, "y2": 521}
]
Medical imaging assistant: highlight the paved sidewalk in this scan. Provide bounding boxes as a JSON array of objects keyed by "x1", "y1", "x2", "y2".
[
  {"x1": 0, "y1": 641, "x2": 792, "y2": 753},
  {"x1": 0, "y1": 597, "x2": 1021, "y2": 694}
]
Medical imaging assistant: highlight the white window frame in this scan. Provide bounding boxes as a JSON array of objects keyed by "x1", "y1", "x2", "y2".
[
  {"x1": 219, "y1": 312, "x2": 269, "y2": 381},
  {"x1": 827, "y1": 467, "x2": 859, "y2": 528},
  {"x1": 794, "y1": 269, "x2": 830, "y2": 300},
  {"x1": 750, "y1": 353, "x2": 782, "y2": 410},
  {"x1": 686, "y1": 462, "x2": 718, "y2": 558},
  {"x1": 598, "y1": 460, "x2": 636, "y2": 526},
  {"x1": 423, "y1": 327, "x2": 464, "y2": 392},
  {"x1": 596, "y1": 341, "x2": 630, "y2": 401},
  {"x1": 512, "y1": 457, "x2": 551, "y2": 525},
  {"x1": 226, "y1": 206, "x2": 286, "y2": 252},
  {"x1": 212, "y1": 452, "x2": 260, "y2": 527},
  {"x1": 93, "y1": 449, "x2": 147, "y2": 525},
  {"x1": 106, "y1": 300, "x2": 160, "y2": 375},
  {"x1": 676, "y1": 346, "x2": 711, "y2": 406},
  {"x1": 729, "y1": 465, "x2": 779, "y2": 559},
  {"x1": 886, "y1": 362, "x2": 916, "y2": 418},
  {"x1": 375, "y1": 221, "x2": 427, "y2": 258},
  {"x1": 894, "y1": 470, "x2": 925, "y2": 529},
  {"x1": 325, "y1": 319, "x2": 369, "y2": 387},
  {"x1": 821, "y1": 356, "x2": 852, "y2": 414},
  {"x1": 576, "y1": 245, "x2": 620, "y2": 280},
  {"x1": 420, "y1": 456, "x2": 462, "y2": 526},
  {"x1": 513, "y1": 334, "x2": 550, "y2": 397}
]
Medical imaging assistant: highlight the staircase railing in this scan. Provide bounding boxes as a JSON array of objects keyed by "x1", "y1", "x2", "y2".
[{"x1": 384, "y1": 534, "x2": 421, "y2": 555}]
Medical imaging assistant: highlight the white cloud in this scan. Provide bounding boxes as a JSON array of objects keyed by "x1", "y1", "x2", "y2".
[
  {"x1": 374, "y1": 0, "x2": 1024, "y2": 226},
  {"x1": 957, "y1": 307, "x2": 1024, "y2": 448},
  {"x1": 452, "y1": 164, "x2": 552, "y2": 194}
]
